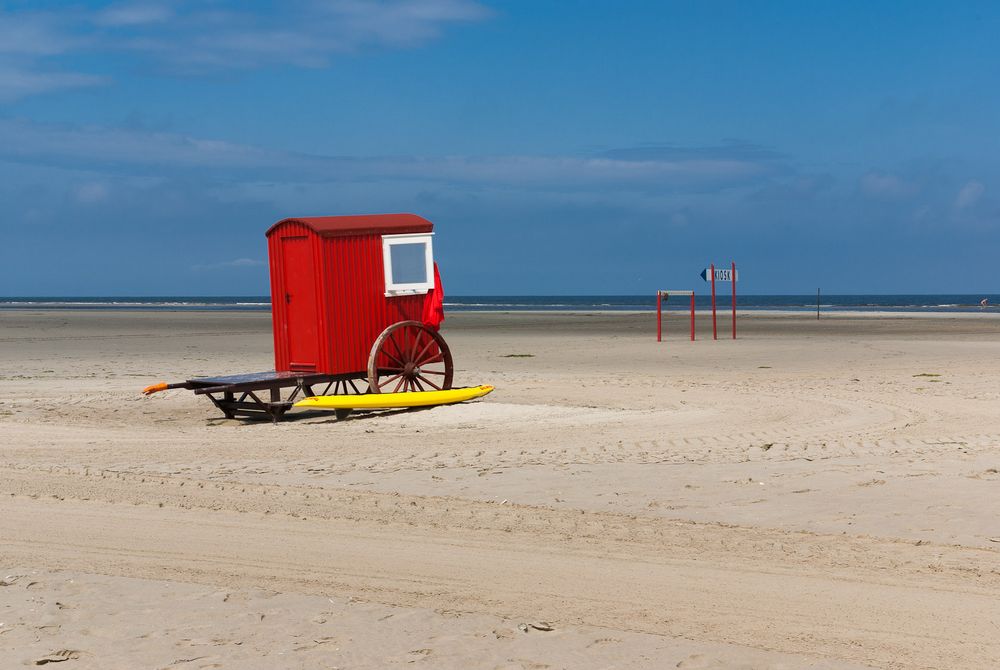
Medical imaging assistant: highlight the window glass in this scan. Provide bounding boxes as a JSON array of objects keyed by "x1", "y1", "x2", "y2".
[
  {"x1": 382, "y1": 232, "x2": 434, "y2": 295},
  {"x1": 390, "y1": 242, "x2": 428, "y2": 284}
]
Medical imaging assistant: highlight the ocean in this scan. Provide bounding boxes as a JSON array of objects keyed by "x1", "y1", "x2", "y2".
[{"x1": 1, "y1": 295, "x2": 999, "y2": 313}]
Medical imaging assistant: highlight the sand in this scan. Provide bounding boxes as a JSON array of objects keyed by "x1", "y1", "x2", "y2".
[{"x1": 2, "y1": 309, "x2": 999, "y2": 669}]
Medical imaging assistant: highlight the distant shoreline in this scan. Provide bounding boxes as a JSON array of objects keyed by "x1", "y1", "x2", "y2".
[
  {"x1": 2, "y1": 294, "x2": 1000, "y2": 315},
  {"x1": 4, "y1": 307, "x2": 1000, "y2": 320}
]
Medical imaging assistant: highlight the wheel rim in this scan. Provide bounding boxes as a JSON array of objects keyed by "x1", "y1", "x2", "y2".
[{"x1": 367, "y1": 321, "x2": 453, "y2": 393}]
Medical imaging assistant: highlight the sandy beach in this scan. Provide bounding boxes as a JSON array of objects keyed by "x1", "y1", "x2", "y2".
[{"x1": 2, "y1": 309, "x2": 1000, "y2": 669}]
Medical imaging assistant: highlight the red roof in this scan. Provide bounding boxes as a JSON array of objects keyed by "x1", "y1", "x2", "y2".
[{"x1": 266, "y1": 213, "x2": 433, "y2": 238}]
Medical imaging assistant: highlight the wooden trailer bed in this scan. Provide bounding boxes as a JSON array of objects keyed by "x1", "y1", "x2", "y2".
[{"x1": 180, "y1": 371, "x2": 368, "y2": 422}]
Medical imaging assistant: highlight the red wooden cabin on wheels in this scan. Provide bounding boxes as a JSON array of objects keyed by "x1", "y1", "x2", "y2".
[
  {"x1": 143, "y1": 213, "x2": 454, "y2": 421},
  {"x1": 268, "y1": 213, "x2": 436, "y2": 373}
]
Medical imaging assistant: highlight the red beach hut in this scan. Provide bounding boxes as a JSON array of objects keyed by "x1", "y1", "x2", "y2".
[
  {"x1": 266, "y1": 213, "x2": 452, "y2": 390},
  {"x1": 143, "y1": 212, "x2": 454, "y2": 421}
]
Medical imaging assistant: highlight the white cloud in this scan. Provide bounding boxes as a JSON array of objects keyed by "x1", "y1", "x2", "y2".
[
  {"x1": 955, "y1": 180, "x2": 985, "y2": 209},
  {"x1": 0, "y1": 118, "x2": 290, "y2": 169},
  {"x1": 0, "y1": 119, "x2": 783, "y2": 193},
  {"x1": 191, "y1": 258, "x2": 267, "y2": 272},
  {"x1": 0, "y1": 1, "x2": 492, "y2": 100},
  {"x1": 312, "y1": 0, "x2": 494, "y2": 48},
  {"x1": 0, "y1": 66, "x2": 106, "y2": 101},
  {"x1": 0, "y1": 11, "x2": 81, "y2": 56},
  {"x1": 0, "y1": 9, "x2": 101, "y2": 99},
  {"x1": 860, "y1": 171, "x2": 916, "y2": 199},
  {"x1": 97, "y1": 2, "x2": 173, "y2": 27},
  {"x1": 74, "y1": 181, "x2": 110, "y2": 204},
  {"x1": 128, "y1": 0, "x2": 494, "y2": 70}
]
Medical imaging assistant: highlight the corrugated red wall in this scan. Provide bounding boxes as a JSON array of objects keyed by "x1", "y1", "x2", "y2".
[
  {"x1": 268, "y1": 222, "x2": 425, "y2": 375},
  {"x1": 321, "y1": 235, "x2": 425, "y2": 374}
]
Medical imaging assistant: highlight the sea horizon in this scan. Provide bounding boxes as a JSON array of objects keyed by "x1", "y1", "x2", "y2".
[{"x1": 2, "y1": 294, "x2": 998, "y2": 314}]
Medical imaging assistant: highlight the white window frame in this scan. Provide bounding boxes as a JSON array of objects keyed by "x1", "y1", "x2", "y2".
[{"x1": 382, "y1": 233, "x2": 435, "y2": 296}]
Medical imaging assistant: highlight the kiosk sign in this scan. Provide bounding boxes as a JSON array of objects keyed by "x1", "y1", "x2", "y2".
[{"x1": 701, "y1": 268, "x2": 738, "y2": 282}]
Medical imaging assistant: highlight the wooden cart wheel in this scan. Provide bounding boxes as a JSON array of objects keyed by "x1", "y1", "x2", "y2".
[{"x1": 367, "y1": 321, "x2": 453, "y2": 393}]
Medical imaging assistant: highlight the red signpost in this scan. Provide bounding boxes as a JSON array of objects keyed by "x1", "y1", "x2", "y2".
[
  {"x1": 732, "y1": 261, "x2": 737, "y2": 340},
  {"x1": 690, "y1": 292, "x2": 696, "y2": 341},
  {"x1": 656, "y1": 290, "x2": 695, "y2": 343},
  {"x1": 656, "y1": 291, "x2": 662, "y2": 342},
  {"x1": 701, "y1": 262, "x2": 738, "y2": 341},
  {"x1": 710, "y1": 263, "x2": 717, "y2": 340}
]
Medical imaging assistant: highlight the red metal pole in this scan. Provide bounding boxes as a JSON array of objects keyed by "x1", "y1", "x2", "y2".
[
  {"x1": 732, "y1": 260, "x2": 737, "y2": 340},
  {"x1": 711, "y1": 263, "x2": 717, "y2": 340},
  {"x1": 690, "y1": 292, "x2": 695, "y2": 340},
  {"x1": 657, "y1": 291, "x2": 662, "y2": 342}
]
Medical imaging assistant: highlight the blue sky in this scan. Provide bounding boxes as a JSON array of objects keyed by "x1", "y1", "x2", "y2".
[{"x1": 2, "y1": 1, "x2": 999, "y2": 295}]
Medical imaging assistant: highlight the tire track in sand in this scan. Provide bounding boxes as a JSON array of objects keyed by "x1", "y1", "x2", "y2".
[{"x1": 2, "y1": 465, "x2": 999, "y2": 669}]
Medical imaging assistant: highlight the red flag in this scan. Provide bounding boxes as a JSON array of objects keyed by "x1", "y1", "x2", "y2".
[{"x1": 422, "y1": 262, "x2": 445, "y2": 331}]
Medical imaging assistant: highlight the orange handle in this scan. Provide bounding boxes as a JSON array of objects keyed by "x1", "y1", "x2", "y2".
[{"x1": 142, "y1": 382, "x2": 169, "y2": 396}]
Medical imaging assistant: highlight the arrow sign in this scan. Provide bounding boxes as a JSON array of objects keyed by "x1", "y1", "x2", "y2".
[{"x1": 701, "y1": 268, "x2": 738, "y2": 282}]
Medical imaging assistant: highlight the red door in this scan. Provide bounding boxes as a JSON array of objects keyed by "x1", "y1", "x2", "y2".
[{"x1": 281, "y1": 236, "x2": 320, "y2": 371}]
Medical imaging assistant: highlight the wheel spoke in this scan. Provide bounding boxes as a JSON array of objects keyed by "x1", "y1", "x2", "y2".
[
  {"x1": 392, "y1": 376, "x2": 406, "y2": 393},
  {"x1": 386, "y1": 335, "x2": 407, "y2": 365},
  {"x1": 414, "y1": 337, "x2": 435, "y2": 365},
  {"x1": 401, "y1": 328, "x2": 411, "y2": 361},
  {"x1": 395, "y1": 330, "x2": 403, "y2": 362},
  {"x1": 413, "y1": 377, "x2": 425, "y2": 391},
  {"x1": 396, "y1": 330, "x2": 412, "y2": 359},
  {"x1": 421, "y1": 351, "x2": 442, "y2": 361},
  {"x1": 416, "y1": 374, "x2": 440, "y2": 390},
  {"x1": 382, "y1": 347, "x2": 405, "y2": 367},
  {"x1": 409, "y1": 329, "x2": 422, "y2": 360},
  {"x1": 419, "y1": 369, "x2": 447, "y2": 376},
  {"x1": 378, "y1": 373, "x2": 403, "y2": 388}
]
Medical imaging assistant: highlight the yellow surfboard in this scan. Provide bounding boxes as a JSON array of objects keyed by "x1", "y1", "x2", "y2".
[{"x1": 294, "y1": 385, "x2": 493, "y2": 411}]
